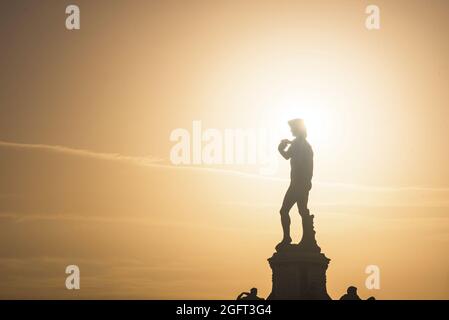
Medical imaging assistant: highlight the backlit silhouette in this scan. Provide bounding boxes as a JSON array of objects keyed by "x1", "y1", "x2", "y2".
[
  {"x1": 236, "y1": 288, "x2": 264, "y2": 300},
  {"x1": 267, "y1": 119, "x2": 331, "y2": 300},
  {"x1": 339, "y1": 286, "x2": 362, "y2": 300},
  {"x1": 277, "y1": 118, "x2": 315, "y2": 250}
]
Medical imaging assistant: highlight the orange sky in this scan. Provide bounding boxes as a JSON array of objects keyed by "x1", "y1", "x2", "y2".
[{"x1": 0, "y1": 0, "x2": 448, "y2": 299}]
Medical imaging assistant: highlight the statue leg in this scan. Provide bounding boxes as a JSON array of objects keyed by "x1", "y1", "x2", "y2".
[
  {"x1": 298, "y1": 190, "x2": 311, "y2": 238},
  {"x1": 297, "y1": 189, "x2": 320, "y2": 252},
  {"x1": 280, "y1": 210, "x2": 291, "y2": 241},
  {"x1": 297, "y1": 189, "x2": 310, "y2": 217},
  {"x1": 278, "y1": 185, "x2": 296, "y2": 244}
]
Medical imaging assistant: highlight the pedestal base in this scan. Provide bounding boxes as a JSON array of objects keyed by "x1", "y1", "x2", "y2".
[{"x1": 267, "y1": 244, "x2": 331, "y2": 300}]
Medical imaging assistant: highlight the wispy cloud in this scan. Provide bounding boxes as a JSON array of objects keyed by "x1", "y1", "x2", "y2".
[
  {"x1": 222, "y1": 200, "x2": 449, "y2": 210},
  {"x1": 0, "y1": 140, "x2": 164, "y2": 167},
  {"x1": 2, "y1": 140, "x2": 449, "y2": 193},
  {"x1": 0, "y1": 212, "x2": 253, "y2": 233},
  {"x1": 316, "y1": 181, "x2": 449, "y2": 193}
]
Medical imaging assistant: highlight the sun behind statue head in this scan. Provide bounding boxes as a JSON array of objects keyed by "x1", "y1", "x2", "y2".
[{"x1": 288, "y1": 118, "x2": 307, "y2": 138}]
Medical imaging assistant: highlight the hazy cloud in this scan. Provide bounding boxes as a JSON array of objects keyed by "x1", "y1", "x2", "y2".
[
  {"x1": 0, "y1": 140, "x2": 163, "y2": 167},
  {"x1": 2, "y1": 140, "x2": 449, "y2": 192}
]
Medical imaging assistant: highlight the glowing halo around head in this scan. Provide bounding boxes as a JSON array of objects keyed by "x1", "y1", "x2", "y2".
[{"x1": 269, "y1": 95, "x2": 331, "y2": 145}]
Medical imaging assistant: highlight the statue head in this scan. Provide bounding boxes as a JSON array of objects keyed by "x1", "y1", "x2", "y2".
[
  {"x1": 250, "y1": 287, "x2": 258, "y2": 295},
  {"x1": 288, "y1": 118, "x2": 307, "y2": 138}
]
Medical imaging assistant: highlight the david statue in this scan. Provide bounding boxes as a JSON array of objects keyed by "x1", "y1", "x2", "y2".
[
  {"x1": 276, "y1": 118, "x2": 319, "y2": 252},
  {"x1": 267, "y1": 118, "x2": 330, "y2": 300}
]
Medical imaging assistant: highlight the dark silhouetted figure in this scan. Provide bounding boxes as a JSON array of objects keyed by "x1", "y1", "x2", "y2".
[
  {"x1": 367, "y1": 296, "x2": 376, "y2": 300},
  {"x1": 267, "y1": 119, "x2": 330, "y2": 300},
  {"x1": 339, "y1": 286, "x2": 362, "y2": 300},
  {"x1": 277, "y1": 118, "x2": 313, "y2": 249},
  {"x1": 236, "y1": 288, "x2": 264, "y2": 300}
]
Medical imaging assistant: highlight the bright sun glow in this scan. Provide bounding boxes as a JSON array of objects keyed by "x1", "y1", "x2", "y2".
[{"x1": 269, "y1": 95, "x2": 334, "y2": 145}]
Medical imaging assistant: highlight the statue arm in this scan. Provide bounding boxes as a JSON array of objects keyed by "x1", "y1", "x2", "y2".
[
  {"x1": 278, "y1": 148, "x2": 290, "y2": 160},
  {"x1": 278, "y1": 140, "x2": 291, "y2": 160}
]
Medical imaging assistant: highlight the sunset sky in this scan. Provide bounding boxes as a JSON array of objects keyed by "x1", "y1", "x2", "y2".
[{"x1": 0, "y1": 0, "x2": 448, "y2": 299}]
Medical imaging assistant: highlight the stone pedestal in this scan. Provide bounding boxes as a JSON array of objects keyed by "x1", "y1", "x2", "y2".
[
  {"x1": 268, "y1": 214, "x2": 332, "y2": 300},
  {"x1": 267, "y1": 246, "x2": 331, "y2": 300}
]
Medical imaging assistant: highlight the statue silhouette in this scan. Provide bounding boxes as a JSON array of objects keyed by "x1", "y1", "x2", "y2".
[
  {"x1": 236, "y1": 288, "x2": 264, "y2": 300},
  {"x1": 267, "y1": 119, "x2": 331, "y2": 299},
  {"x1": 277, "y1": 118, "x2": 315, "y2": 250}
]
